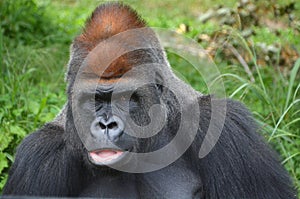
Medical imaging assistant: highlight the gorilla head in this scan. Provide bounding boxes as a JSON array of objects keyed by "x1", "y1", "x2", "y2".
[{"x1": 65, "y1": 5, "x2": 188, "y2": 169}]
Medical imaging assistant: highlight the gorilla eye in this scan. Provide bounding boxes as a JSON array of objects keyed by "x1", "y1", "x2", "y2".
[
  {"x1": 95, "y1": 94, "x2": 106, "y2": 103},
  {"x1": 77, "y1": 93, "x2": 106, "y2": 112},
  {"x1": 155, "y1": 83, "x2": 163, "y2": 94},
  {"x1": 130, "y1": 92, "x2": 140, "y2": 102}
]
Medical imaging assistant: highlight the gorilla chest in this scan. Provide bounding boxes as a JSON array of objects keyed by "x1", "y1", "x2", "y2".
[
  {"x1": 79, "y1": 166, "x2": 202, "y2": 198},
  {"x1": 79, "y1": 173, "x2": 139, "y2": 198},
  {"x1": 138, "y1": 165, "x2": 202, "y2": 199}
]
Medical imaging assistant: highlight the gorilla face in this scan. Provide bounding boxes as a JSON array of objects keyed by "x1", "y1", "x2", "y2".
[
  {"x1": 68, "y1": 23, "x2": 175, "y2": 168},
  {"x1": 72, "y1": 77, "x2": 164, "y2": 167}
]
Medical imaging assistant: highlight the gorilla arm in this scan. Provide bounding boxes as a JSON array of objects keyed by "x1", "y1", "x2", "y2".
[
  {"x1": 193, "y1": 96, "x2": 296, "y2": 199},
  {"x1": 2, "y1": 121, "x2": 81, "y2": 196}
]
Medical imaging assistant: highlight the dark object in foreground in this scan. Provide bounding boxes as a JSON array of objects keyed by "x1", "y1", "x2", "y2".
[{"x1": 3, "y1": 2, "x2": 296, "y2": 199}]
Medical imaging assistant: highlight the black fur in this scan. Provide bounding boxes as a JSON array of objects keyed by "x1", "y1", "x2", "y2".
[
  {"x1": 3, "y1": 97, "x2": 296, "y2": 198},
  {"x1": 2, "y1": 2, "x2": 297, "y2": 199}
]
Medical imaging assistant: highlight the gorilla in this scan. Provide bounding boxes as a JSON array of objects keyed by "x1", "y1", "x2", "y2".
[{"x1": 2, "y1": 2, "x2": 297, "y2": 198}]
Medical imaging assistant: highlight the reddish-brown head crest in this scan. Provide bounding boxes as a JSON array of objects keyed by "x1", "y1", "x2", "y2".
[
  {"x1": 76, "y1": 2, "x2": 146, "y2": 50},
  {"x1": 73, "y1": 3, "x2": 160, "y2": 80}
]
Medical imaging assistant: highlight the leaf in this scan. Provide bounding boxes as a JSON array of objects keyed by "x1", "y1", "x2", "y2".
[
  {"x1": 9, "y1": 125, "x2": 26, "y2": 137},
  {"x1": 0, "y1": 133, "x2": 13, "y2": 151},
  {"x1": 0, "y1": 153, "x2": 8, "y2": 173},
  {"x1": 28, "y1": 100, "x2": 40, "y2": 115}
]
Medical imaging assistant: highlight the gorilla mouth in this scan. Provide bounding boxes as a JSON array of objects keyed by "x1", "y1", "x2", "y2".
[
  {"x1": 90, "y1": 149, "x2": 123, "y2": 162},
  {"x1": 88, "y1": 149, "x2": 129, "y2": 165}
]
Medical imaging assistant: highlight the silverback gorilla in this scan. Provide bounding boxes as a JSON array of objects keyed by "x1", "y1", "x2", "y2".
[{"x1": 3, "y1": 2, "x2": 297, "y2": 199}]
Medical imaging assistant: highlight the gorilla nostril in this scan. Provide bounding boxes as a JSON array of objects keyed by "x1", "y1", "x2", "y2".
[
  {"x1": 98, "y1": 121, "x2": 118, "y2": 130},
  {"x1": 107, "y1": 122, "x2": 118, "y2": 129},
  {"x1": 92, "y1": 116, "x2": 124, "y2": 141},
  {"x1": 99, "y1": 122, "x2": 106, "y2": 130}
]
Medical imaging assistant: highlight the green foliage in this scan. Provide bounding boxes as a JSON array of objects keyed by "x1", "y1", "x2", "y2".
[
  {"x1": 0, "y1": 0, "x2": 299, "y2": 196},
  {"x1": 0, "y1": 0, "x2": 68, "y2": 191},
  {"x1": 213, "y1": 35, "x2": 300, "y2": 191},
  {"x1": 0, "y1": 44, "x2": 67, "y2": 189},
  {"x1": 1, "y1": 0, "x2": 46, "y2": 44},
  {"x1": 0, "y1": 0, "x2": 71, "y2": 46}
]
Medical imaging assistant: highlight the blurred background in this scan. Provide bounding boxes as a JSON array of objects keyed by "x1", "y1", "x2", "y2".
[{"x1": 0, "y1": 0, "x2": 299, "y2": 196}]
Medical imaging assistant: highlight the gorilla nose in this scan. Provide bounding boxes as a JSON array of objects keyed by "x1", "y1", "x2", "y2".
[{"x1": 91, "y1": 115, "x2": 124, "y2": 142}]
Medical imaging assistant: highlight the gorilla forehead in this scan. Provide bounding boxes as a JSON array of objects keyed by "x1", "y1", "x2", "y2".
[
  {"x1": 76, "y1": 27, "x2": 165, "y2": 79},
  {"x1": 73, "y1": 63, "x2": 164, "y2": 96}
]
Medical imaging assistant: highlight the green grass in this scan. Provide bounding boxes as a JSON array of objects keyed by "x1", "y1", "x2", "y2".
[{"x1": 0, "y1": 0, "x2": 299, "y2": 195}]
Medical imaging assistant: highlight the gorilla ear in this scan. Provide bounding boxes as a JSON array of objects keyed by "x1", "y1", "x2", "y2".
[{"x1": 155, "y1": 71, "x2": 164, "y2": 95}]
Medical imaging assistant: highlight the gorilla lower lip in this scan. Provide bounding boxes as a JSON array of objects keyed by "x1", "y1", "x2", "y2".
[{"x1": 89, "y1": 149, "x2": 124, "y2": 163}]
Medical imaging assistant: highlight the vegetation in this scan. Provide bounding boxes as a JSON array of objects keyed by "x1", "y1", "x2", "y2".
[{"x1": 0, "y1": 0, "x2": 299, "y2": 196}]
